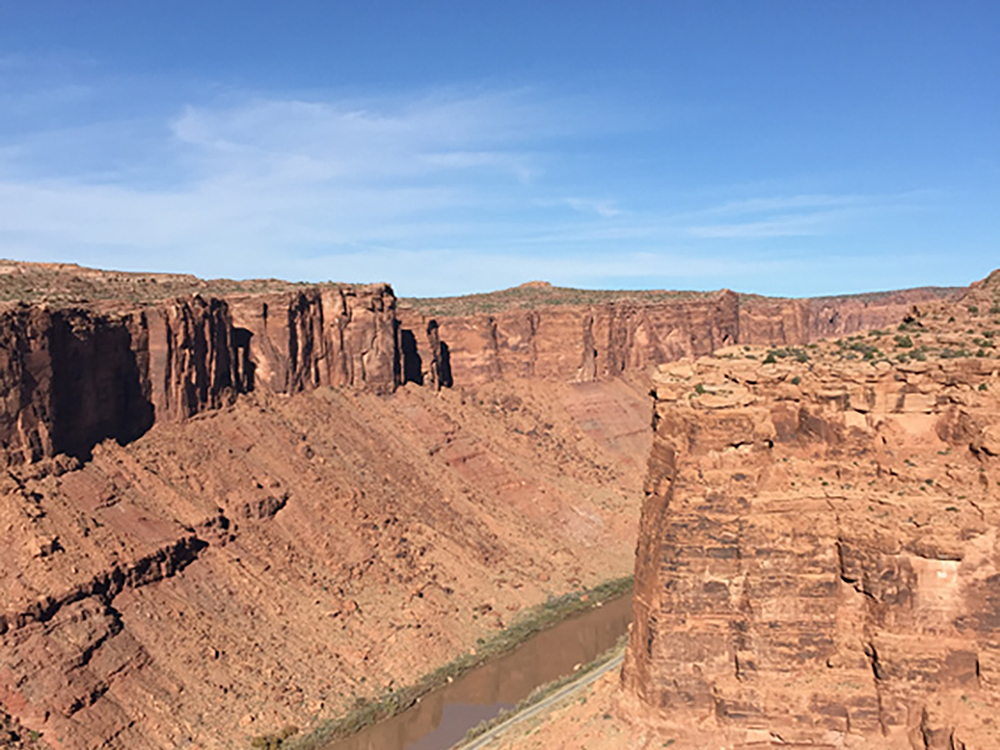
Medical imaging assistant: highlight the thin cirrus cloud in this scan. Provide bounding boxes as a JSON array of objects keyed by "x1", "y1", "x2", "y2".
[
  {"x1": 0, "y1": 83, "x2": 948, "y2": 296},
  {"x1": 169, "y1": 91, "x2": 550, "y2": 184}
]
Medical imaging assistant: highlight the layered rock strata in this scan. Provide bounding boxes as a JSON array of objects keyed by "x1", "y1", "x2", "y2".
[
  {"x1": 0, "y1": 284, "x2": 398, "y2": 465},
  {"x1": 0, "y1": 375, "x2": 649, "y2": 749},
  {"x1": 0, "y1": 261, "x2": 988, "y2": 750},
  {"x1": 0, "y1": 298, "x2": 242, "y2": 465},
  {"x1": 622, "y1": 342, "x2": 1000, "y2": 748},
  {"x1": 226, "y1": 285, "x2": 398, "y2": 395},
  {"x1": 399, "y1": 287, "x2": 957, "y2": 388}
]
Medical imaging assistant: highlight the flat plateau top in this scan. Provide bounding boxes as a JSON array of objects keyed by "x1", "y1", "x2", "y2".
[{"x1": 0, "y1": 259, "x2": 979, "y2": 312}]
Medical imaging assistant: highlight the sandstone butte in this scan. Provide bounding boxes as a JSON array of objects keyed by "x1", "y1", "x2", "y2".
[{"x1": 0, "y1": 259, "x2": 986, "y2": 750}]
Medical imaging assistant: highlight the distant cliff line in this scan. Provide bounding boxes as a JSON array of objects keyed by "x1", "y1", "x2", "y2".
[{"x1": 0, "y1": 260, "x2": 967, "y2": 466}]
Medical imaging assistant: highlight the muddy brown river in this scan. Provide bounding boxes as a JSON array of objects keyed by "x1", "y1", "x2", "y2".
[{"x1": 321, "y1": 593, "x2": 632, "y2": 750}]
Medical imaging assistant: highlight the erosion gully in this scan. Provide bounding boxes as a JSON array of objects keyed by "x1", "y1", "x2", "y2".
[{"x1": 321, "y1": 593, "x2": 633, "y2": 750}]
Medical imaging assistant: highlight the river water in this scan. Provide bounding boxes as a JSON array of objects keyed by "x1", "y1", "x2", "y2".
[{"x1": 321, "y1": 593, "x2": 633, "y2": 750}]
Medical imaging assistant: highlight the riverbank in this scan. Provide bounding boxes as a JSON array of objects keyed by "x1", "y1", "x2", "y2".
[
  {"x1": 455, "y1": 635, "x2": 627, "y2": 750},
  {"x1": 263, "y1": 576, "x2": 633, "y2": 750}
]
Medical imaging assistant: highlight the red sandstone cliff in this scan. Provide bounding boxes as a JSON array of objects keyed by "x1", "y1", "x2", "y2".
[
  {"x1": 399, "y1": 286, "x2": 958, "y2": 388},
  {"x1": 0, "y1": 283, "x2": 399, "y2": 466},
  {"x1": 0, "y1": 298, "x2": 240, "y2": 465},
  {"x1": 226, "y1": 284, "x2": 398, "y2": 396},
  {"x1": 621, "y1": 319, "x2": 1000, "y2": 747}
]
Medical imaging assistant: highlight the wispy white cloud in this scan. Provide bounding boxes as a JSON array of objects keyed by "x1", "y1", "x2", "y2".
[
  {"x1": 168, "y1": 91, "x2": 554, "y2": 184},
  {"x1": 687, "y1": 214, "x2": 828, "y2": 239},
  {"x1": 697, "y1": 193, "x2": 869, "y2": 216},
  {"x1": 561, "y1": 197, "x2": 623, "y2": 218},
  {"x1": 0, "y1": 77, "x2": 962, "y2": 296}
]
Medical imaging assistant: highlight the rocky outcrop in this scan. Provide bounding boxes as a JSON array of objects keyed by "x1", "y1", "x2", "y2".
[{"x1": 621, "y1": 347, "x2": 1000, "y2": 748}]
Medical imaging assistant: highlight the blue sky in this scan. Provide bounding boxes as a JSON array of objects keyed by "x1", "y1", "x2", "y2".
[{"x1": 0, "y1": 1, "x2": 997, "y2": 297}]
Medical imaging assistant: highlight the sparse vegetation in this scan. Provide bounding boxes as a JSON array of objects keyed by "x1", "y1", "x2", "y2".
[
  {"x1": 251, "y1": 725, "x2": 300, "y2": 749},
  {"x1": 404, "y1": 284, "x2": 709, "y2": 317},
  {"x1": 940, "y1": 348, "x2": 969, "y2": 359},
  {"x1": 763, "y1": 347, "x2": 809, "y2": 364},
  {"x1": 458, "y1": 634, "x2": 628, "y2": 746},
  {"x1": 0, "y1": 262, "x2": 324, "y2": 305},
  {"x1": 835, "y1": 338, "x2": 880, "y2": 360}
]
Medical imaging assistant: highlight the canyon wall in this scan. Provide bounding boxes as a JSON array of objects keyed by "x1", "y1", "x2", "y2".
[
  {"x1": 1, "y1": 274, "x2": 950, "y2": 469},
  {"x1": 226, "y1": 284, "x2": 398, "y2": 395},
  {"x1": 399, "y1": 287, "x2": 956, "y2": 388},
  {"x1": 0, "y1": 298, "x2": 240, "y2": 465},
  {"x1": 0, "y1": 262, "x2": 985, "y2": 749},
  {"x1": 0, "y1": 284, "x2": 398, "y2": 466},
  {"x1": 621, "y1": 344, "x2": 1000, "y2": 748},
  {"x1": 0, "y1": 366, "x2": 650, "y2": 750}
]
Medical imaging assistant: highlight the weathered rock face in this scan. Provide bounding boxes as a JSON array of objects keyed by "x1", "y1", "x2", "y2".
[
  {"x1": 0, "y1": 374, "x2": 649, "y2": 750},
  {"x1": 0, "y1": 262, "x2": 991, "y2": 750},
  {"x1": 0, "y1": 284, "x2": 400, "y2": 466},
  {"x1": 0, "y1": 298, "x2": 240, "y2": 465},
  {"x1": 737, "y1": 287, "x2": 958, "y2": 344},
  {"x1": 400, "y1": 293, "x2": 742, "y2": 387},
  {"x1": 226, "y1": 284, "x2": 398, "y2": 396},
  {"x1": 622, "y1": 345, "x2": 1000, "y2": 748},
  {"x1": 399, "y1": 287, "x2": 957, "y2": 388}
]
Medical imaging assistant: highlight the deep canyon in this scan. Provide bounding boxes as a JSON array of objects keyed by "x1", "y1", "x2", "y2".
[{"x1": 1, "y1": 260, "x2": 994, "y2": 749}]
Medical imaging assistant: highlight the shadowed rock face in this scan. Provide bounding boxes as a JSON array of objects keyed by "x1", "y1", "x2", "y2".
[
  {"x1": 621, "y1": 303, "x2": 1000, "y2": 748},
  {"x1": 0, "y1": 285, "x2": 399, "y2": 465}
]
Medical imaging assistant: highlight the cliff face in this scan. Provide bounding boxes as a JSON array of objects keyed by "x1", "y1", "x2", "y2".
[
  {"x1": 0, "y1": 298, "x2": 240, "y2": 465},
  {"x1": 226, "y1": 284, "x2": 398, "y2": 395},
  {"x1": 0, "y1": 285, "x2": 399, "y2": 466},
  {"x1": 0, "y1": 262, "x2": 989, "y2": 750},
  {"x1": 622, "y1": 335, "x2": 1000, "y2": 747},
  {"x1": 400, "y1": 287, "x2": 956, "y2": 388},
  {"x1": 737, "y1": 288, "x2": 953, "y2": 344},
  {"x1": 0, "y1": 263, "x2": 962, "y2": 458}
]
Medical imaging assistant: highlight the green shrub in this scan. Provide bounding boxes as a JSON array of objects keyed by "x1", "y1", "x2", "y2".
[
  {"x1": 251, "y1": 727, "x2": 299, "y2": 749},
  {"x1": 894, "y1": 334, "x2": 913, "y2": 348}
]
